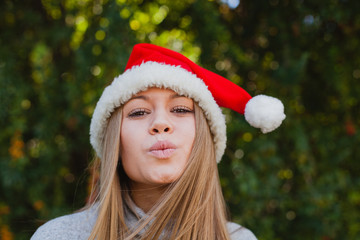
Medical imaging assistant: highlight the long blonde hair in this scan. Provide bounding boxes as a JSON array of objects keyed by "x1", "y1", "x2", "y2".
[{"x1": 87, "y1": 102, "x2": 231, "y2": 239}]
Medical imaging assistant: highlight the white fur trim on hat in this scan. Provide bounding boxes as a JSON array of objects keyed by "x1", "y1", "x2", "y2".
[
  {"x1": 244, "y1": 95, "x2": 286, "y2": 133},
  {"x1": 90, "y1": 61, "x2": 227, "y2": 162}
]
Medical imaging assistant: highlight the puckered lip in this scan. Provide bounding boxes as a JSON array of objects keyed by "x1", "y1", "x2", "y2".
[
  {"x1": 149, "y1": 140, "x2": 176, "y2": 151},
  {"x1": 148, "y1": 140, "x2": 177, "y2": 159}
]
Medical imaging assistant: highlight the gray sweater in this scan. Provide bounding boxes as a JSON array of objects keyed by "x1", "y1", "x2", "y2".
[{"x1": 31, "y1": 203, "x2": 257, "y2": 240}]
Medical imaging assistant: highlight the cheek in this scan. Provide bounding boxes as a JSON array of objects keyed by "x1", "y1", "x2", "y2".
[
  {"x1": 120, "y1": 120, "x2": 143, "y2": 176},
  {"x1": 180, "y1": 119, "x2": 196, "y2": 153},
  {"x1": 121, "y1": 157, "x2": 138, "y2": 181},
  {"x1": 120, "y1": 135, "x2": 144, "y2": 184},
  {"x1": 168, "y1": 119, "x2": 196, "y2": 171},
  {"x1": 120, "y1": 119, "x2": 145, "y2": 154}
]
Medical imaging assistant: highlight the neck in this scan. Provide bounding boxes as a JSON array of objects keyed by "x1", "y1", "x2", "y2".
[{"x1": 130, "y1": 182, "x2": 169, "y2": 213}]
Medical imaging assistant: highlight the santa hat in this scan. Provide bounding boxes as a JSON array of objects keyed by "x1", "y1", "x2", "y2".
[{"x1": 90, "y1": 43, "x2": 285, "y2": 162}]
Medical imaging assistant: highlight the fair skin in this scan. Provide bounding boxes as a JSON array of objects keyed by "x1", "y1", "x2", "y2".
[{"x1": 120, "y1": 88, "x2": 196, "y2": 212}]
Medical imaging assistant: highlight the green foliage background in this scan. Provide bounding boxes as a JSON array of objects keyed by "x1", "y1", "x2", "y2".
[{"x1": 1, "y1": 0, "x2": 359, "y2": 239}]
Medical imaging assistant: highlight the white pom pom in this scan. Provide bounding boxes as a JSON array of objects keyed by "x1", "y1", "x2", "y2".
[{"x1": 244, "y1": 95, "x2": 286, "y2": 133}]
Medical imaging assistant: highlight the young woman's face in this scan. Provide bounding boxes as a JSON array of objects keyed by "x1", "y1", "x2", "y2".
[{"x1": 120, "y1": 88, "x2": 196, "y2": 187}]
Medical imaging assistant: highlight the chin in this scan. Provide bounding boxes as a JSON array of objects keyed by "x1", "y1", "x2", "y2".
[{"x1": 154, "y1": 173, "x2": 181, "y2": 184}]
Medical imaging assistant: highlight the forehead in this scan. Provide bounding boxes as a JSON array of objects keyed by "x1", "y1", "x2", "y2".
[{"x1": 130, "y1": 87, "x2": 191, "y2": 100}]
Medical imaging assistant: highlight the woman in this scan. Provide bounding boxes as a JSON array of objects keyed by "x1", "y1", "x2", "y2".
[{"x1": 31, "y1": 43, "x2": 285, "y2": 239}]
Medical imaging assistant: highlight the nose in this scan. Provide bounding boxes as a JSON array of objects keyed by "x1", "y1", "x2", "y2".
[{"x1": 149, "y1": 112, "x2": 173, "y2": 135}]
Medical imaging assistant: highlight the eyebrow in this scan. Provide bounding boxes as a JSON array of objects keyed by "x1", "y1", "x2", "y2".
[
  {"x1": 170, "y1": 93, "x2": 187, "y2": 99},
  {"x1": 128, "y1": 95, "x2": 148, "y2": 101}
]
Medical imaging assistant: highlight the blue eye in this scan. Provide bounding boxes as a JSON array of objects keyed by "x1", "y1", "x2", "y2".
[{"x1": 128, "y1": 109, "x2": 150, "y2": 118}]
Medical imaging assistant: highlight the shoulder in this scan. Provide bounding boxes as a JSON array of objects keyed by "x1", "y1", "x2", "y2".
[
  {"x1": 227, "y1": 222, "x2": 257, "y2": 240},
  {"x1": 31, "y1": 206, "x2": 97, "y2": 240}
]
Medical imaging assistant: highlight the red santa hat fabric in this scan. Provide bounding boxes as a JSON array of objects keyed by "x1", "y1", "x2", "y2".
[
  {"x1": 90, "y1": 43, "x2": 286, "y2": 162},
  {"x1": 125, "y1": 43, "x2": 253, "y2": 114}
]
